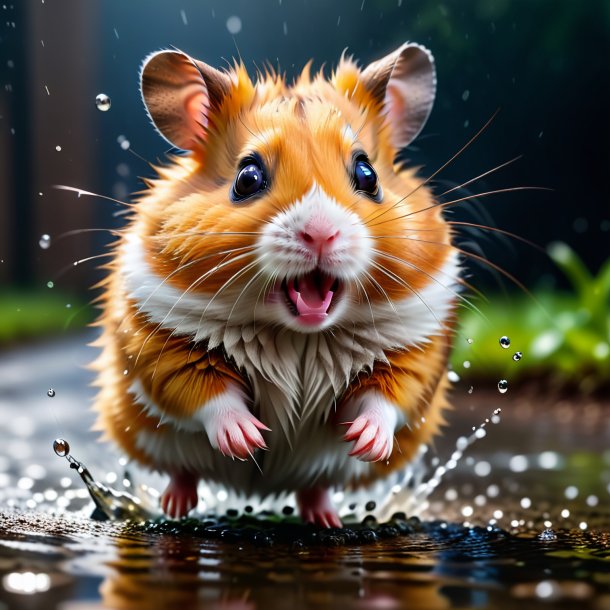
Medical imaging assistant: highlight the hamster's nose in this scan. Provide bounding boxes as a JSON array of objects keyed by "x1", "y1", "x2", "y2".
[{"x1": 299, "y1": 217, "x2": 340, "y2": 255}]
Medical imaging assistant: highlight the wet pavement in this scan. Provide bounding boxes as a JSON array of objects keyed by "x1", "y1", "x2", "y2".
[{"x1": 0, "y1": 332, "x2": 609, "y2": 609}]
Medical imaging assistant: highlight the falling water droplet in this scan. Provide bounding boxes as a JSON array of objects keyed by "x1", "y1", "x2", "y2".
[
  {"x1": 55, "y1": 145, "x2": 61, "y2": 152},
  {"x1": 39, "y1": 234, "x2": 51, "y2": 249},
  {"x1": 513, "y1": 351, "x2": 523, "y2": 361},
  {"x1": 447, "y1": 370, "x2": 460, "y2": 383},
  {"x1": 499, "y1": 336, "x2": 510, "y2": 349},
  {"x1": 466, "y1": 338, "x2": 473, "y2": 344},
  {"x1": 468, "y1": 385, "x2": 474, "y2": 394},
  {"x1": 46, "y1": 280, "x2": 54, "y2": 289},
  {"x1": 95, "y1": 93, "x2": 111, "y2": 111},
  {"x1": 226, "y1": 15, "x2": 242, "y2": 34},
  {"x1": 53, "y1": 438, "x2": 70, "y2": 457},
  {"x1": 497, "y1": 379, "x2": 508, "y2": 393},
  {"x1": 47, "y1": 388, "x2": 55, "y2": 397}
]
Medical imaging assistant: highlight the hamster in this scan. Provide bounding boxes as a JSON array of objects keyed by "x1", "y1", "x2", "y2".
[{"x1": 92, "y1": 42, "x2": 459, "y2": 527}]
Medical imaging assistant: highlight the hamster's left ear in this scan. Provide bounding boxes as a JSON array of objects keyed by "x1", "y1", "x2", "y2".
[
  {"x1": 140, "y1": 49, "x2": 232, "y2": 151},
  {"x1": 361, "y1": 43, "x2": 436, "y2": 150}
]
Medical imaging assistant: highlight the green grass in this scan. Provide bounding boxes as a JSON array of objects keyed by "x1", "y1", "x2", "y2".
[
  {"x1": 452, "y1": 242, "x2": 610, "y2": 392},
  {"x1": 0, "y1": 289, "x2": 93, "y2": 345}
]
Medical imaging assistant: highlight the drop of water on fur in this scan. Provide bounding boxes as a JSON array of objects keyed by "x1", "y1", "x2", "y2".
[
  {"x1": 513, "y1": 351, "x2": 523, "y2": 361},
  {"x1": 53, "y1": 438, "x2": 69, "y2": 457},
  {"x1": 499, "y1": 336, "x2": 510, "y2": 349},
  {"x1": 497, "y1": 379, "x2": 508, "y2": 393},
  {"x1": 95, "y1": 93, "x2": 111, "y2": 111},
  {"x1": 46, "y1": 388, "x2": 55, "y2": 397},
  {"x1": 38, "y1": 234, "x2": 51, "y2": 249}
]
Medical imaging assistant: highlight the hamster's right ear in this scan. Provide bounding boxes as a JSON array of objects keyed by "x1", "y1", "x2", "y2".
[{"x1": 140, "y1": 50, "x2": 232, "y2": 151}]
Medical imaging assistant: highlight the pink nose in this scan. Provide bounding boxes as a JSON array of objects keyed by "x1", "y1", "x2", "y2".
[{"x1": 299, "y1": 217, "x2": 340, "y2": 255}]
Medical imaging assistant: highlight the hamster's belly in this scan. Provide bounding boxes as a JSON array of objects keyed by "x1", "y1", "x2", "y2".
[{"x1": 132, "y1": 372, "x2": 372, "y2": 496}]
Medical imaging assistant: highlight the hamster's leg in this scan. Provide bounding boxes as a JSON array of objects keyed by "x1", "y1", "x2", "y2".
[
  {"x1": 114, "y1": 325, "x2": 270, "y2": 517},
  {"x1": 296, "y1": 487, "x2": 342, "y2": 528},
  {"x1": 160, "y1": 471, "x2": 199, "y2": 519},
  {"x1": 339, "y1": 333, "x2": 452, "y2": 465}
]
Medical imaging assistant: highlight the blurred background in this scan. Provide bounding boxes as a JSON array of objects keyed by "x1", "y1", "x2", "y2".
[{"x1": 1, "y1": 0, "x2": 609, "y2": 391}]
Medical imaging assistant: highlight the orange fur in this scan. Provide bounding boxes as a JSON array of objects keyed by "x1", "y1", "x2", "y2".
[{"x1": 92, "y1": 45, "x2": 457, "y2": 505}]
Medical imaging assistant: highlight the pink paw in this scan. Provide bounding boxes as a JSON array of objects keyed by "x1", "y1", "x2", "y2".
[
  {"x1": 297, "y1": 487, "x2": 342, "y2": 528},
  {"x1": 160, "y1": 472, "x2": 199, "y2": 519},
  {"x1": 343, "y1": 414, "x2": 393, "y2": 462},
  {"x1": 214, "y1": 410, "x2": 270, "y2": 460}
]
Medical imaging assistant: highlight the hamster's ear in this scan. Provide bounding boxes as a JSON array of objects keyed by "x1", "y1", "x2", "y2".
[
  {"x1": 361, "y1": 43, "x2": 436, "y2": 150},
  {"x1": 140, "y1": 49, "x2": 232, "y2": 151}
]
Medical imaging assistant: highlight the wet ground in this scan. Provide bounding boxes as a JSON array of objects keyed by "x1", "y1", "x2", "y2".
[{"x1": 0, "y1": 332, "x2": 609, "y2": 610}]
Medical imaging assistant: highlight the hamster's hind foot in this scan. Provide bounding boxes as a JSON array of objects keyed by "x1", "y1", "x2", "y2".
[
  {"x1": 160, "y1": 471, "x2": 199, "y2": 519},
  {"x1": 296, "y1": 486, "x2": 342, "y2": 528}
]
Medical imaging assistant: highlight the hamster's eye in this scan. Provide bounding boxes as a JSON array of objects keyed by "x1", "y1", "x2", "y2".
[
  {"x1": 231, "y1": 158, "x2": 267, "y2": 202},
  {"x1": 353, "y1": 155, "x2": 381, "y2": 201}
]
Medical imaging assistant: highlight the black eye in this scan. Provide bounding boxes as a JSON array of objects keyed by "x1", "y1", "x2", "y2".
[
  {"x1": 232, "y1": 159, "x2": 267, "y2": 202},
  {"x1": 353, "y1": 156, "x2": 381, "y2": 200}
]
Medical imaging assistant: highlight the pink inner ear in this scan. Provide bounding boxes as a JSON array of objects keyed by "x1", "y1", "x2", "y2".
[
  {"x1": 385, "y1": 81, "x2": 407, "y2": 130},
  {"x1": 183, "y1": 87, "x2": 209, "y2": 147}
]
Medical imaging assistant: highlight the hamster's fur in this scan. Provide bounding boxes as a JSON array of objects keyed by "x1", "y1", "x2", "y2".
[{"x1": 92, "y1": 42, "x2": 459, "y2": 526}]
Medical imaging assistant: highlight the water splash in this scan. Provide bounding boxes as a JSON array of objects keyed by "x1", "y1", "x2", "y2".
[{"x1": 52, "y1": 438, "x2": 157, "y2": 521}]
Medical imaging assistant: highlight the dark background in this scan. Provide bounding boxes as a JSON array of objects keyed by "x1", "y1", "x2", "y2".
[{"x1": 1, "y1": 0, "x2": 609, "y2": 298}]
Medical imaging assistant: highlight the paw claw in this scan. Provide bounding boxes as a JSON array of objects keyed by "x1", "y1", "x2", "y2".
[{"x1": 343, "y1": 411, "x2": 394, "y2": 463}]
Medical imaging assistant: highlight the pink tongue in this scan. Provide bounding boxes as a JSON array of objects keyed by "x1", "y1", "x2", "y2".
[{"x1": 288, "y1": 273, "x2": 334, "y2": 317}]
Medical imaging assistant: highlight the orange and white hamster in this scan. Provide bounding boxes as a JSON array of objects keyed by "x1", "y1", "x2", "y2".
[{"x1": 93, "y1": 42, "x2": 458, "y2": 527}]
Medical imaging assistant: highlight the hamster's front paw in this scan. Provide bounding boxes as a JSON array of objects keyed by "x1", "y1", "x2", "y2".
[
  {"x1": 199, "y1": 387, "x2": 271, "y2": 460},
  {"x1": 341, "y1": 392, "x2": 400, "y2": 462}
]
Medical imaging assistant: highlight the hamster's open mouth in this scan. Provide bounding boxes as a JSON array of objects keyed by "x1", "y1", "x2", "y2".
[{"x1": 281, "y1": 269, "x2": 340, "y2": 326}]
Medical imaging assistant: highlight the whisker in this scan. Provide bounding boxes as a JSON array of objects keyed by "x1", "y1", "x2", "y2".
[
  {"x1": 51, "y1": 252, "x2": 115, "y2": 282},
  {"x1": 136, "y1": 245, "x2": 256, "y2": 313},
  {"x1": 54, "y1": 185, "x2": 134, "y2": 208},
  {"x1": 447, "y1": 221, "x2": 545, "y2": 253},
  {"x1": 363, "y1": 109, "x2": 501, "y2": 225},
  {"x1": 366, "y1": 186, "x2": 552, "y2": 228},
  {"x1": 368, "y1": 259, "x2": 447, "y2": 332},
  {"x1": 370, "y1": 248, "x2": 487, "y2": 321},
  {"x1": 353, "y1": 276, "x2": 383, "y2": 344},
  {"x1": 437, "y1": 155, "x2": 522, "y2": 198},
  {"x1": 134, "y1": 250, "x2": 256, "y2": 367}
]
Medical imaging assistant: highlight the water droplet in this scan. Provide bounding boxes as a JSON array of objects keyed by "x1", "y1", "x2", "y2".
[
  {"x1": 461, "y1": 89, "x2": 470, "y2": 101},
  {"x1": 497, "y1": 379, "x2": 508, "y2": 393},
  {"x1": 46, "y1": 280, "x2": 53, "y2": 289},
  {"x1": 513, "y1": 351, "x2": 523, "y2": 361},
  {"x1": 95, "y1": 93, "x2": 111, "y2": 111},
  {"x1": 226, "y1": 15, "x2": 242, "y2": 34},
  {"x1": 53, "y1": 438, "x2": 70, "y2": 457},
  {"x1": 117, "y1": 135, "x2": 130, "y2": 150},
  {"x1": 499, "y1": 336, "x2": 510, "y2": 349},
  {"x1": 468, "y1": 385, "x2": 474, "y2": 394},
  {"x1": 463, "y1": 360, "x2": 471, "y2": 368},
  {"x1": 46, "y1": 388, "x2": 55, "y2": 397},
  {"x1": 55, "y1": 145, "x2": 61, "y2": 152},
  {"x1": 38, "y1": 234, "x2": 51, "y2": 249},
  {"x1": 466, "y1": 337, "x2": 473, "y2": 344},
  {"x1": 447, "y1": 370, "x2": 460, "y2": 383},
  {"x1": 123, "y1": 369, "x2": 129, "y2": 376}
]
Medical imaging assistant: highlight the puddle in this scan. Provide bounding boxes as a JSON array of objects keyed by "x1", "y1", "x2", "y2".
[{"x1": 1, "y1": 333, "x2": 609, "y2": 609}]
